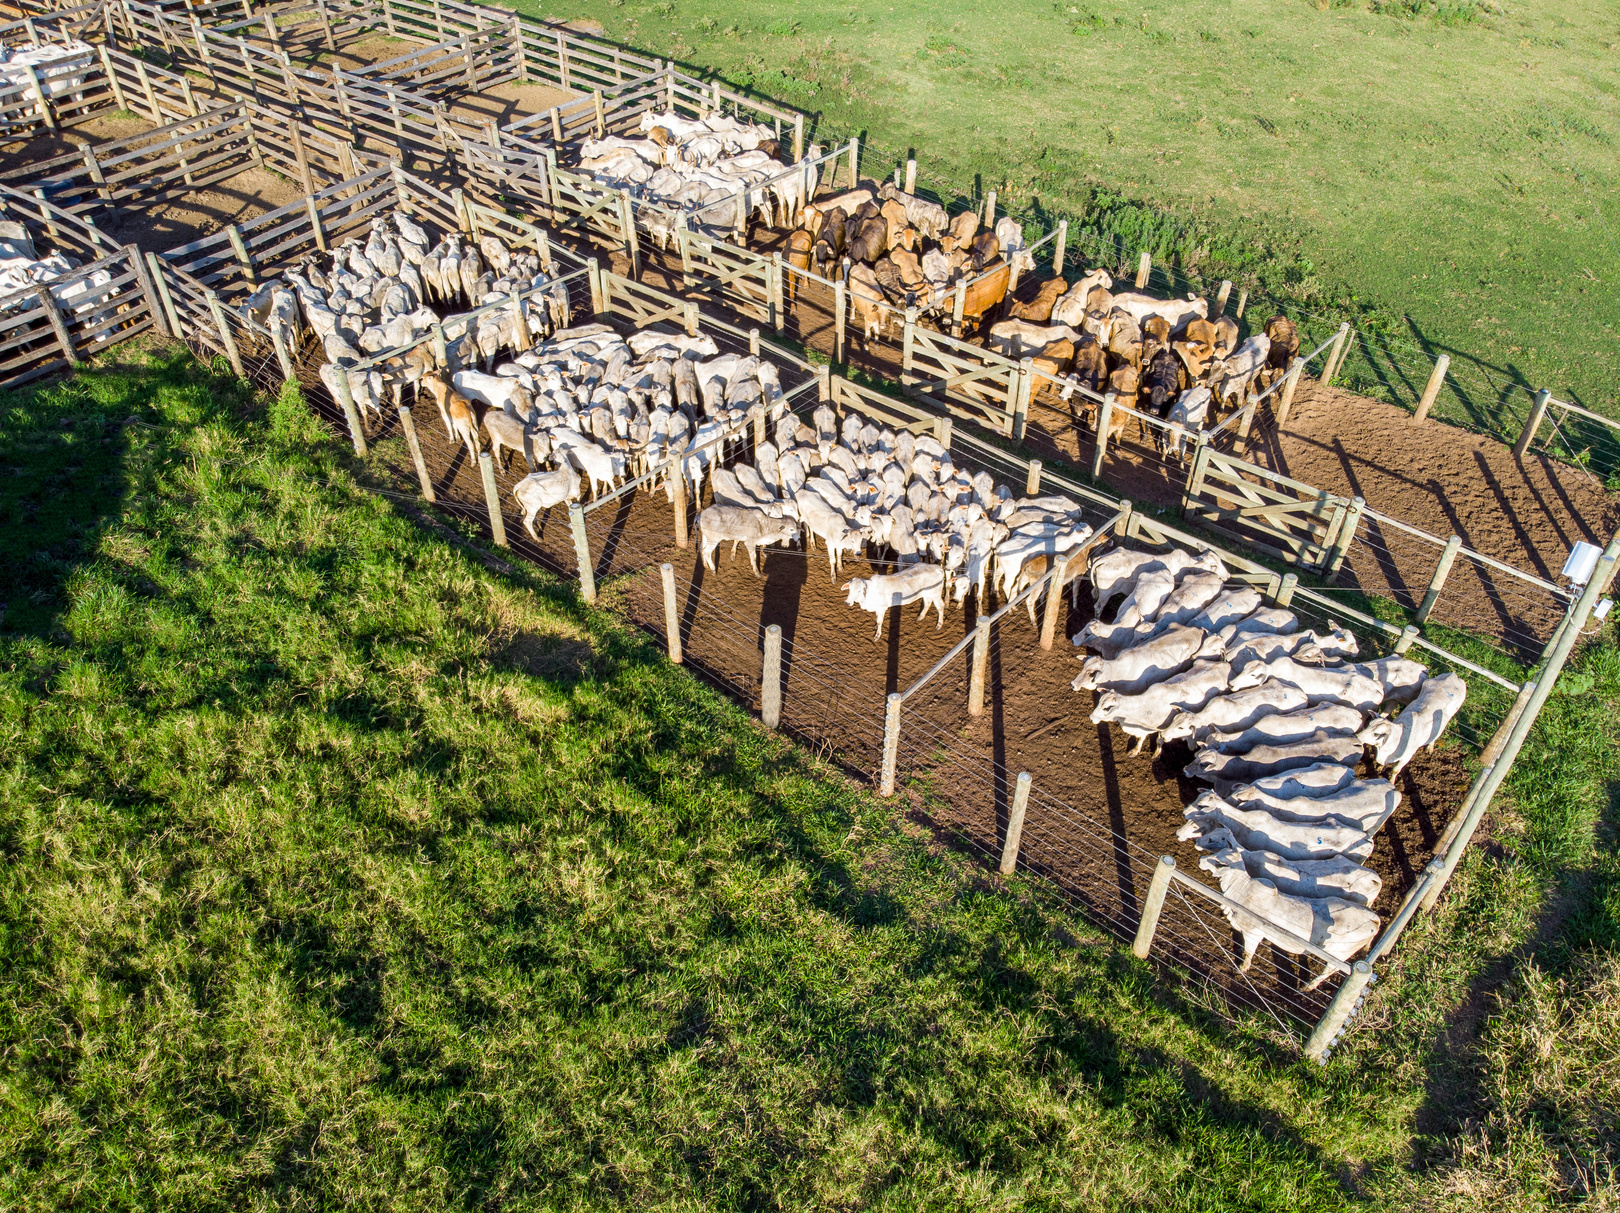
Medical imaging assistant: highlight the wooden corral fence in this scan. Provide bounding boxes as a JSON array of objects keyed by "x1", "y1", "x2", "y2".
[
  {"x1": 0, "y1": 185, "x2": 156, "y2": 387},
  {"x1": 1, "y1": 97, "x2": 380, "y2": 220}
]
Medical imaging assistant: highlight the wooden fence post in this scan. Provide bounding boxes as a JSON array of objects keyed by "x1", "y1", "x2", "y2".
[
  {"x1": 1181, "y1": 432, "x2": 1212, "y2": 512},
  {"x1": 1303, "y1": 961, "x2": 1373, "y2": 1062},
  {"x1": 967, "y1": 615, "x2": 990, "y2": 716},
  {"x1": 1274, "y1": 356, "x2": 1305, "y2": 430},
  {"x1": 1411, "y1": 352, "x2": 1450, "y2": 424},
  {"x1": 1134, "y1": 251, "x2": 1150, "y2": 289},
  {"x1": 1131, "y1": 856, "x2": 1175, "y2": 958},
  {"x1": 478, "y1": 452, "x2": 508, "y2": 547},
  {"x1": 769, "y1": 253, "x2": 783, "y2": 330},
  {"x1": 683, "y1": 302, "x2": 699, "y2": 338},
  {"x1": 144, "y1": 253, "x2": 185, "y2": 338},
  {"x1": 618, "y1": 189, "x2": 640, "y2": 278},
  {"x1": 1321, "y1": 323, "x2": 1350, "y2": 385},
  {"x1": 1235, "y1": 288, "x2": 1248, "y2": 319},
  {"x1": 587, "y1": 257, "x2": 604, "y2": 317},
  {"x1": 34, "y1": 285, "x2": 79, "y2": 367},
  {"x1": 22, "y1": 64, "x2": 56, "y2": 130},
  {"x1": 332, "y1": 367, "x2": 368, "y2": 456},
  {"x1": 999, "y1": 772, "x2": 1031, "y2": 875},
  {"x1": 1416, "y1": 534, "x2": 1463, "y2": 624},
  {"x1": 761, "y1": 623, "x2": 782, "y2": 728},
  {"x1": 661, "y1": 562, "x2": 682, "y2": 663},
  {"x1": 1275, "y1": 572, "x2": 1298, "y2": 608},
  {"x1": 1092, "y1": 392, "x2": 1114, "y2": 479},
  {"x1": 1011, "y1": 359, "x2": 1033, "y2": 441},
  {"x1": 397, "y1": 405, "x2": 435, "y2": 502},
  {"x1": 1326, "y1": 496, "x2": 1364, "y2": 576},
  {"x1": 672, "y1": 459, "x2": 689, "y2": 548},
  {"x1": 847, "y1": 135, "x2": 859, "y2": 189},
  {"x1": 880, "y1": 692, "x2": 902, "y2": 797},
  {"x1": 1025, "y1": 458, "x2": 1042, "y2": 496},
  {"x1": 127, "y1": 245, "x2": 170, "y2": 338},
  {"x1": 1039, "y1": 565, "x2": 1065, "y2": 649},
  {"x1": 935, "y1": 415, "x2": 952, "y2": 449},
  {"x1": 1393, "y1": 623, "x2": 1420, "y2": 654},
  {"x1": 204, "y1": 290, "x2": 244, "y2": 378},
  {"x1": 903, "y1": 157, "x2": 916, "y2": 194},
  {"x1": 983, "y1": 188, "x2": 996, "y2": 225},
  {"x1": 1513, "y1": 388, "x2": 1552, "y2": 459},
  {"x1": 569, "y1": 502, "x2": 596, "y2": 604},
  {"x1": 1215, "y1": 280, "x2": 1232, "y2": 316},
  {"x1": 1053, "y1": 220, "x2": 1067, "y2": 278},
  {"x1": 833, "y1": 279, "x2": 846, "y2": 363}
]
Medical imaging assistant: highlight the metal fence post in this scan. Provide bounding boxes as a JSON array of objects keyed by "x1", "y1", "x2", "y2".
[
  {"x1": 569, "y1": 502, "x2": 596, "y2": 604},
  {"x1": 879, "y1": 693, "x2": 903, "y2": 796},
  {"x1": 1303, "y1": 960, "x2": 1372, "y2": 1063},
  {"x1": 1131, "y1": 856, "x2": 1175, "y2": 958},
  {"x1": 1416, "y1": 534, "x2": 1463, "y2": 624},
  {"x1": 332, "y1": 367, "x2": 367, "y2": 456},
  {"x1": 967, "y1": 615, "x2": 990, "y2": 716},
  {"x1": 478, "y1": 451, "x2": 507, "y2": 547},
  {"x1": 1411, "y1": 352, "x2": 1450, "y2": 425},
  {"x1": 1422, "y1": 529, "x2": 1620, "y2": 913},
  {"x1": 1513, "y1": 388, "x2": 1552, "y2": 459},
  {"x1": 999, "y1": 772, "x2": 1031, "y2": 875},
  {"x1": 1092, "y1": 392, "x2": 1114, "y2": 479},
  {"x1": 761, "y1": 624, "x2": 782, "y2": 728},
  {"x1": 397, "y1": 405, "x2": 435, "y2": 502},
  {"x1": 661, "y1": 562, "x2": 681, "y2": 663}
]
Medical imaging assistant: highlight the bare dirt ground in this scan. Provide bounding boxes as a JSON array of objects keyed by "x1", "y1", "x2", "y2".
[{"x1": 0, "y1": 117, "x2": 307, "y2": 254}]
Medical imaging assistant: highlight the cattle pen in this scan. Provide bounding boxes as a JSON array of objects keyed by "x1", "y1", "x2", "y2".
[{"x1": 1, "y1": 0, "x2": 1613, "y2": 1061}]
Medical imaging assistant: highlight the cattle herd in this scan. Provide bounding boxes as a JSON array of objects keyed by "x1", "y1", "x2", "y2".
[
  {"x1": 577, "y1": 109, "x2": 819, "y2": 248},
  {"x1": 266, "y1": 161, "x2": 1467, "y2": 985},
  {"x1": 1075, "y1": 543, "x2": 1467, "y2": 985}
]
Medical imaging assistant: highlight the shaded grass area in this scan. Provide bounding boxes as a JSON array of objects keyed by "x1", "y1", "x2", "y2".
[
  {"x1": 522, "y1": 0, "x2": 1618, "y2": 441},
  {"x1": 0, "y1": 345, "x2": 1616, "y2": 1208}
]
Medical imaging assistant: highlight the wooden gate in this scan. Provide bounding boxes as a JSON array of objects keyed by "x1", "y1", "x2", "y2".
[
  {"x1": 679, "y1": 227, "x2": 777, "y2": 326},
  {"x1": 1182, "y1": 446, "x2": 1358, "y2": 573},
  {"x1": 901, "y1": 322, "x2": 1026, "y2": 436}
]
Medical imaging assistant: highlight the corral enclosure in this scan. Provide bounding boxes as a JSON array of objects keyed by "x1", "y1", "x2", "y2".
[{"x1": 0, "y1": 0, "x2": 1607, "y2": 1046}]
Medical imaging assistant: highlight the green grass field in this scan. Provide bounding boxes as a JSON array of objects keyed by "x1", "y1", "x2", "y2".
[
  {"x1": 516, "y1": 0, "x2": 1618, "y2": 438},
  {"x1": 2, "y1": 347, "x2": 1617, "y2": 1206}
]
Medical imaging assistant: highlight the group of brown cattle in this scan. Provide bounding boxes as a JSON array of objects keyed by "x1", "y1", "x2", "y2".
[{"x1": 782, "y1": 181, "x2": 1029, "y2": 337}]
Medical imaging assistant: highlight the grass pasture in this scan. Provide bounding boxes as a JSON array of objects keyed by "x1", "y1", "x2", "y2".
[
  {"x1": 527, "y1": 0, "x2": 1619, "y2": 439},
  {"x1": 1, "y1": 346, "x2": 1618, "y2": 1207}
]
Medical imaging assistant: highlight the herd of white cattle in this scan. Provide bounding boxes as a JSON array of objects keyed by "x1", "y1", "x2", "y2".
[{"x1": 1076, "y1": 543, "x2": 1467, "y2": 987}]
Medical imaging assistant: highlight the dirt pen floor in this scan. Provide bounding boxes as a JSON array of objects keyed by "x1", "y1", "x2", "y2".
[
  {"x1": 0, "y1": 115, "x2": 308, "y2": 254},
  {"x1": 309, "y1": 370, "x2": 1473, "y2": 975}
]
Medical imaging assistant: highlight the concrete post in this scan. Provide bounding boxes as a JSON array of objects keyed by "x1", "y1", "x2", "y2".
[
  {"x1": 999, "y1": 772, "x2": 1031, "y2": 875},
  {"x1": 661, "y1": 562, "x2": 681, "y2": 663},
  {"x1": 761, "y1": 624, "x2": 782, "y2": 728}
]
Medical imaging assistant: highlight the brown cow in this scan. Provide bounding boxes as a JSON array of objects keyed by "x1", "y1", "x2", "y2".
[
  {"x1": 880, "y1": 199, "x2": 917, "y2": 253},
  {"x1": 970, "y1": 231, "x2": 1001, "y2": 273},
  {"x1": 1009, "y1": 276, "x2": 1068, "y2": 323},
  {"x1": 1259, "y1": 315, "x2": 1300, "y2": 390},
  {"x1": 1212, "y1": 315, "x2": 1240, "y2": 360},
  {"x1": 847, "y1": 215, "x2": 888, "y2": 264},
  {"x1": 1031, "y1": 337, "x2": 1076, "y2": 380},
  {"x1": 848, "y1": 263, "x2": 887, "y2": 345},
  {"x1": 785, "y1": 228, "x2": 814, "y2": 304}
]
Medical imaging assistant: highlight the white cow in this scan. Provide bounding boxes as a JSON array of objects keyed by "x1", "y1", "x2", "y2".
[
  {"x1": 1194, "y1": 846, "x2": 1380, "y2": 989},
  {"x1": 698, "y1": 505, "x2": 800, "y2": 576},
  {"x1": 1089, "y1": 659, "x2": 1231, "y2": 753},
  {"x1": 1230, "y1": 655, "x2": 1384, "y2": 712},
  {"x1": 1187, "y1": 730, "x2": 1364, "y2": 785},
  {"x1": 1072, "y1": 624, "x2": 1203, "y2": 694},
  {"x1": 1229, "y1": 778, "x2": 1402, "y2": 835},
  {"x1": 1203, "y1": 702, "x2": 1366, "y2": 754},
  {"x1": 1160, "y1": 680, "x2": 1310, "y2": 743},
  {"x1": 512, "y1": 465, "x2": 581, "y2": 539},
  {"x1": 1357, "y1": 672, "x2": 1467, "y2": 777},
  {"x1": 1234, "y1": 761, "x2": 1357, "y2": 801},
  {"x1": 1350, "y1": 657, "x2": 1429, "y2": 709},
  {"x1": 1212, "y1": 335, "x2": 1272, "y2": 411},
  {"x1": 1194, "y1": 827, "x2": 1382, "y2": 907},
  {"x1": 1176, "y1": 794, "x2": 1375, "y2": 862},
  {"x1": 843, "y1": 564, "x2": 948, "y2": 639}
]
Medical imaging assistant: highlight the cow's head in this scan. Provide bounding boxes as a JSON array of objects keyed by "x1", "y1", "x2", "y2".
[
  {"x1": 840, "y1": 579, "x2": 864, "y2": 607},
  {"x1": 1088, "y1": 691, "x2": 1120, "y2": 725},
  {"x1": 1227, "y1": 663, "x2": 1268, "y2": 692},
  {"x1": 1070, "y1": 657, "x2": 1103, "y2": 692}
]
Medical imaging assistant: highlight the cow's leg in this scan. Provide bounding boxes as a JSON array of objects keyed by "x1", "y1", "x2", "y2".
[
  {"x1": 873, "y1": 610, "x2": 884, "y2": 642},
  {"x1": 747, "y1": 542, "x2": 761, "y2": 577},
  {"x1": 1128, "y1": 733, "x2": 1146, "y2": 757},
  {"x1": 1239, "y1": 932, "x2": 1262, "y2": 972},
  {"x1": 1303, "y1": 964, "x2": 1334, "y2": 993}
]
